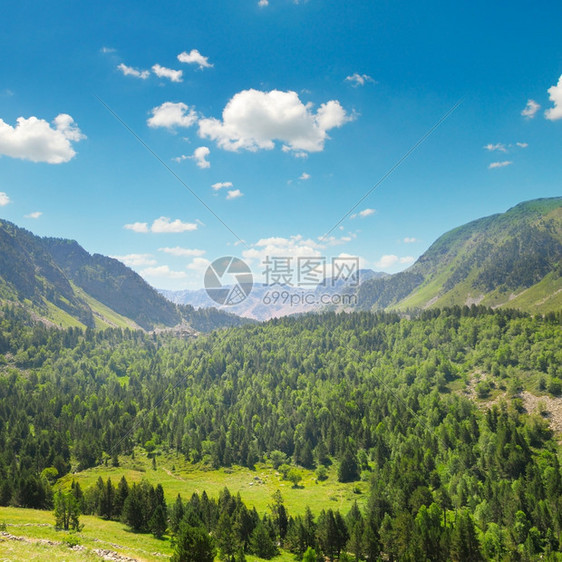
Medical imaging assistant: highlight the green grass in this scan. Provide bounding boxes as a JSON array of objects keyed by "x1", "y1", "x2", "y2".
[
  {"x1": 0, "y1": 505, "x2": 298, "y2": 561},
  {"x1": 43, "y1": 301, "x2": 86, "y2": 329},
  {"x1": 0, "y1": 505, "x2": 173, "y2": 561},
  {"x1": 71, "y1": 284, "x2": 140, "y2": 330},
  {"x1": 58, "y1": 449, "x2": 368, "y2": 517}
]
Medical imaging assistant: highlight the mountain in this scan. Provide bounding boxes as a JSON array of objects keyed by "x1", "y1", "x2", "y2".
[
  {"x1": 357, "y1": 197, "x2": 562, "y2": 313},
  {"x1": 0, "y1": 219, "x2": 246, "y2": 331},
  {"x1": 161, "y1": 269, "x2": 386, "y2": 321}
]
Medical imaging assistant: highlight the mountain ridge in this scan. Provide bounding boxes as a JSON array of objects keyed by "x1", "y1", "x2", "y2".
[
  {"x1": 357, "y1": 196, "x2": 562, "y2": 313},
  {"x1": 0, "y1": 219, "x2": 246, "y2": 331}
]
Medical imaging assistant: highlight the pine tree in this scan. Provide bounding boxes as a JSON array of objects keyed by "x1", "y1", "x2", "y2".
[
  {"x1": 54, "y1": 490, "x2": 82, "y2": 531},
  {"x1": 250, "y1": 520, "x2": 278, "y2": 559},
  {"x1": 170, "y1": 494, "x2": 185, "y2": 535},
  {"x1": 450, "y1": 510, "x2": 482, "y2": 562},
  {"x1": 338, "y1": 448, "x2": 360, "y2": 483},
  {"x1": 171, "y1": 521, "x2": 215, "y2": 562},
  {"x1": 149, "y1": 504, "x2": 167, "y2": 538},
  {"x1": 114, "y1": 476, "x2": 129, "y2": 520}
]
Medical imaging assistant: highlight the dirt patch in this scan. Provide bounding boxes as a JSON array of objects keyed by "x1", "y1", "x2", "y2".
[{"x1": 521, "y1": 391, "x2": 562, "y2": 433}]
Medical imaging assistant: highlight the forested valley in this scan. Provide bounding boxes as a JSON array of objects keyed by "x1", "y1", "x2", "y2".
[{"x1": 1, "y1": 304, "x2": 562, "y2": 559}]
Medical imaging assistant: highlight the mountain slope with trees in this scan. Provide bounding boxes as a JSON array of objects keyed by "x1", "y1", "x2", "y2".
[
  {"x1": 357, "y1": 197, "x2": 562, "y2": 313},
  {"x1": 1, "y1": 305, "x2": 562, "y2": 559},
  {"x1": 0, "y1": 219, "x2": 245, "y2": 331}
]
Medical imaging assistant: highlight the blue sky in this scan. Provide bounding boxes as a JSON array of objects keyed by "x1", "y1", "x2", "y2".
[{"x1": 0, "y1": 0, "x2": 561, "y2": 289}]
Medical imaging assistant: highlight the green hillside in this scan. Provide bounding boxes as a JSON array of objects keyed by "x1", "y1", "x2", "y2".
[
  {"x1": 0, "y1": 219, "x2": 246, "y2": 332},
  {"x1": 357, "y1": 197, "x2": 562, "y2": 313}
]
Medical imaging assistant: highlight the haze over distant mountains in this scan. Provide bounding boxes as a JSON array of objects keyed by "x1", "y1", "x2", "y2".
[
  {"x1": 0, "y1": 197, "x2": 560, "y2": 328},
  {"x1": 163, "y1": 197, "x2": 562, "y2": 319}
]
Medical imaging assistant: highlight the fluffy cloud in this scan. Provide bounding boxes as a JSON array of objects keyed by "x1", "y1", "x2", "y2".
[
  {"x1": 226, "y1": 189, "x2": 243, "y2": 199},
  {"x1": 124, "y1": 222, "x2": 149, "y2": 233},
  {"x1": 212, "y1": 181, "x2": 233, "y2": 190},
  {"x1": 177, "y1": 49, "x2": 213, "y2": 70},
  {"x1": 0, "y1": 192, "x2": 10, "y2": 206},
  {"x1": 151, "y1": 216, "x2": 198, "y2": 233},
  {"x1": 403, "y1": 237, "x2": 418, "y2": 243},
  {"x1": 191, "y1": 146, "x2": 210, "y2": 168},
  {"x1": 488, "y1": 161, "x2": 512, "y2": 169},
  {"x1": 516, "y1": 142, "x2": 528, "y2": 148},
  {"x1": 345, "y1": 73, "x2": 375, "y2": 87},
  {"x1": 159, "y1": 247, "x2": 206, "y2": 257},
  {"x1": 258, "y1": 0, "x2": 269, "y2": 6},
  {"x1": 521, "y1": 99, "x2": 540, "y2": 119},
  {"x1": 483, "y1": 143, "x2": 507, "y2": 152},
  {"x1": 545, "y1": 75, "x2": 562, "y2": 121},
  {"x1": 242, "y1": 234, "x2": 322, "y2": 265},
  {"x1": 112, "y1": 254, "x2": 157, "y2": 267},
  {"x1": 141, "y1": 265, "x2": 187, "y2": 279},
  {"x1": 351, "y1": 208, "x2": 375, "y2": 219},
  {"x1": 186, "y1": 257, "x2": 211, "y2": 272},
  {"x1": 147, "y1": 102, "x2": 197, "y2": 129},
  {"x1": 299, "y1": 172, "x2": 311, "y2": 180},
  {"x1": 0, "y1": 114, "x2": 85, "y2": 164},
  {"x1": 124, "y1": 217, "x2": 198, "y2": 233},
  {"x1": 152, "y1": 64, "x2": 183, "y2": 83},
  {"x1": 117, "y1": 63, "x2": 150, "y2": 79},
  {"x1": 198, "y1": 89, "x2": 353, "y2": 154},
  {"x1": 25, "y1": 211, "x2": 42, "y2": 219},
  {"x1": 375, "y1": 255, "x2": 414, "y2": 269}
]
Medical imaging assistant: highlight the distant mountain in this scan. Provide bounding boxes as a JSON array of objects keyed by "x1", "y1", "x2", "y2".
[
  {"x1": 0, "y1": 219, "x2": 246, "y2": 331},
  {"x1": 357, "y1": 197, "x2": 562, "y2": 313},
  {"x1": 161, "y1": 269, "x2": 386, "y2": 321}
]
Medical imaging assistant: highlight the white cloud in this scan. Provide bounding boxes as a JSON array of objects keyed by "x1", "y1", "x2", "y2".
[
  {"x1": 226, "y1": 189, "x2": 243, "y2": 199},
  {"x1": 345, "y1": 73, "x2": 375, "y2": 87},
  {"x1": 141, "y1": 265, "x2": 187, "y2": 279},
  {"x1": 242, "y1": 234, "x2": 322, "y2": 265},
  {"x1": 488, "y1": 161, "x2": 513, "y2": 169},
  {"x1": 24, "y1": 211, "x2": 42, "y2": 219},
  {"x1": 212, "y1": 181, "x2": 233, "y2": 190},
  {"x1": 147, "y1": 102, "x2": 198, "y2": 129},
  {"x1": 351, "y1": 208, "x2": 375, "y2": 219},
  {"x1": 124, "y1": 222, "x2": 149, "y2": 233},
  {"x1": 151, "y1": 216, "x2": 198, "y2": 233},
  {"x1": 111, "y1": 254, "x2": 157, "y2": 267},
  {"x1": 258, "y1": 0, "x2": 269, "y2": 6},
  {"x1": 159, "y1": 247, "x2": 206, "y2": 257},
  {"x1": 0, "y1": 114, "x2": 85, "y2": 164},
  {"x1": 516, "y1": 142, "x2": 528, "y2": 148},
  {"x1": 0, "y1": 192, "x2": 10, "y2": 206},
  {"x1": 191, "y1": 146, "x2": 210, "y2": 168},
  {"x1": 152, "y1": 64, "x2": 183, "y2": 83},
  {"x1": 483, "y1": 143, "x2": 507, "y2": 152},
  {"x1": 124, "y1": 217, "x2": 197, "y2": 233},
  {"x1": 521, "y1": 99, "x2": 540, "y2": 119},
  {"x1": 299, "y1": 172, "x2": 311, "y2": 180},
  {"x1": 117, "y1": 63, "x2": 150, "y2": 79},
  {"x1": 198, "y1": 89, "x2": 353, "y2": 154},
  {"x1": 101, "y1": 46, "x2": 116, "y2": 54},
  {"x1": 403, "y1": 237, "x2": 418, "y2": 243},
  {"x1": 545, "y1": 75, "x2": 562, "y2": 121},
  {"x1": 375, "y1": 254, "x2": 414, "y2": 269},
  {"x1": 186, "y1": 257, "x2": 211, "y2": 272},
  {"x1": 177, "y1": 49, "x2": 213, "y2": 70}
]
